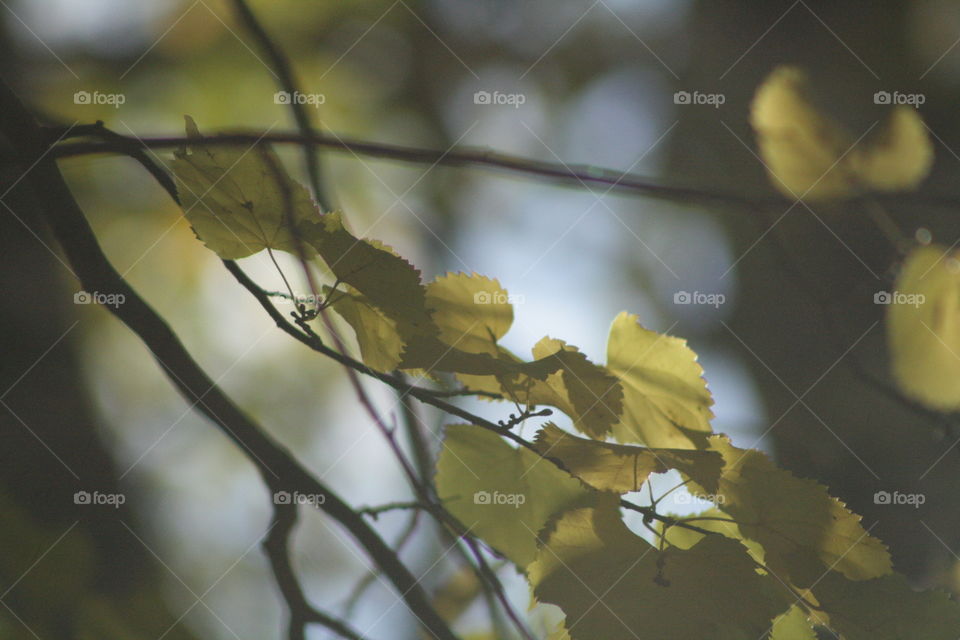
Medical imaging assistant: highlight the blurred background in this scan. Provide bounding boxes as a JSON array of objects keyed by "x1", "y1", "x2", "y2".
[{"x1": 3, "y1": 0, "x2": 960, "y2": 637}]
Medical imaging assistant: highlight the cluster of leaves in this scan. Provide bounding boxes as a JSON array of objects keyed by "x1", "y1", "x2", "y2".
[
  {"x1": 172, "y1": 84, "x2": 960, "y2": 638},
  {"x1": 750, "y1": 67, "x2": 960, "y2": 412}
]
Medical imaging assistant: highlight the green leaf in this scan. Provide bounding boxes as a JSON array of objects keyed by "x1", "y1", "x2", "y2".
[
  {"x1": 171, "y1": 116, "x2": 319, "y2": 259},
  {"x1": 692, "y1": 436, "x2": 891, "y2": 588},
  {"x1": 813, "y1": 571, "x2": 960, "y2": 640},
  {"x1": 532, "y1": 423, "x2": 722, "y2": 494},
  {"x1": 606, "y1": 312, "x2": 713, "y2": 448},
  {"x1": 434, "y1": 425, "x2": 592, "y2": 569},
  {"x1": 529, "y1": 496, "x2": 790, "y2": 640}
]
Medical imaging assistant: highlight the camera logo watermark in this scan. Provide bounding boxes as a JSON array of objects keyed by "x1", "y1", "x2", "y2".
[
  {"x1": 473, "y1": 291, "x2": 524, "y2": 305},
  {"x1": 474, "y1": 90, "x2": 526, "y2": 108},
  {"x1": 673, "y1": 91, "x2": 725, "y2": 108},
  {"x1": 673, "y1": 290, "x2": 725, "y2": 308},
  {"x1": 271, "y1": 293, "x2": 324, "y2": 307},
  {"x1": 873, "y1": 490, "x2": 925, "y2": 508},
  {"x1": 873, "y1": 91, "x2": 925, "y2": 106},
  {"x1": 873, "y1": 291, "x2": 924, "y2": 307},
  {"x1": 672, "y1": 491, "x2": 725, "y2": 506},
  {"x1": 74, "y1": 290, "x2": 126, "y2": 308},
  {"x1": 74, "y1": 490, "x2": 126, "y2": 508},
  {"x1": 473, "y1": 490, "x2": 526, "y2": 508},
  {"x1": 274, "y1": 91, "x2": 325, "y2": 108},
  {"x1": 74, "y1": 90, "x2": 126, "y2": 108},
  {"x1": 273, "y1": 490, "x2": 326, "y2": 506}
]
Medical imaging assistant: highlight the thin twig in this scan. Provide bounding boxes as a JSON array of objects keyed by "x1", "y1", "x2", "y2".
[
  {"x1": 229, "y1": 0, "x2": 331, "y2": 210},
  {"x1": 343, "y1": 508, "x2": 423, "y2": 620},
  {"x1": 52, "y1": 130, "x2": 960, "y2": 214},
  {"x1": 51, "y1": 132, "x2": 768, "y2": 209},
  {"x1": 264, "y1": 502, "x2": 371, "y2": 640},
  {"x1": 462, "y1": 537, "x2": 537, "y2": 640}
]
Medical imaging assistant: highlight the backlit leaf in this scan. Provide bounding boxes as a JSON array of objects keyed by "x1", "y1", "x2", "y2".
[
  {"x1": 435, "y1": 425, "x2": 592, "y2": 568},
  {"x1": 606, "y1": 312, "x2": 713, "y2": 448},
  {"x1": 526, "y1": 338, "x2": 622, "y2": 439},
  {"x1": 691, "y1": 436, "x2": 891, "y2": 588},
  {"x1": 300, "y1": 213, "x2": 432, "y2": 337},
  {"x1": 532, "y1": 423, "x2": 722, "y2": 493},
  {"x1": 750, "y1": 66, "x2": 932, "y2": 200},
  {"x1": 751, "y1": 66, "x2": 856, "y2": 199},
  {"x1": 887, "y1": 244, "x2": 960, "y2": 410},
  {"x1": 851, "y1": 106, "x2": 933, "y2": 192},
  {"x1": 325, "y1": 286, "x2": 404, "y2": 372},
  {"x1": 457, "y1": 338, "x2": 623, "y2": 438},
  {"x1": 426, "y1": 273, "x2": 513, "y2": 356},
  {"x1": 171, "y1": 116, "x2": 319, "y2": 259},
  {"x1": 657, "y1": 506, "x2": 766, "y2": 564},
  {"x1": 769, "y1": 605, "x2": 816, "y2": 640},
  {"x1": 529, "y1": 497, "x2": 790, "y2": 640}
]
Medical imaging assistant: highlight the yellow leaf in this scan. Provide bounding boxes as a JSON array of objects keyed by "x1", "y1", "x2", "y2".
[
  {"x1": 426, "y1": 273, "x2": 513, "y2": 357},
  {"x1": 300, "y1": 212, "x2": 432, "y2": 338},
  {"x1": 325, "y1": 286, "x2": 404, "y2": 372},
  {"x1": 657, "y1": 506, "x2": 766, "y2": 564},
  {"x1": 851, "y1": 106, "x2": 933, "y2": 192},
  {"x1": 171, "y1": 116, "x2": 319, "y2": 259},
  {"x1": 434, "y1": 425, "x2": 592, "y2": 569},
  {"x1": 606, "y1": 312, "x2": 713, "y2": 448},
  {"x1": 532, "y1": 423, "x2": 722, "y2": 493},
  {"x1": 457, "y1": 339, "x2": 623, "y2": 439},
  {"x1": 691, "y1": 436, "x2": 891, "y2": 588},
  {"x1": 527, "y1": 338, "x2": 623, "y2": 439},
  {"x1": 887, "y1": 245, "x2": 960, "y2": 410},
  {"x1": 751, "y1": 66, "x2": 856, "y2": 199},
  {"x1": 529, "y1": 496, "x2": 790, "y2": 640},
  {"x1": 770, "y1": 605, "x2": 817, "y2": 640},
  {"x1": 750, "y1": 66, "x2": 932, "y2": 200}
]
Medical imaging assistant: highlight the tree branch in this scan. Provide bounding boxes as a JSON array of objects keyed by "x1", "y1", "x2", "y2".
[
  {"x1": 51, "y1": 131, "x2": 768, "y2": 208},
  {"x1": 54, "y1": 128, "x2": 960, "y2": 215},
  {"x1": 0, "y1": 78, "x2": 459, "y2": 640},
  {"x1": 264, "y1": 503, "x2": 370, "y2": 640}
]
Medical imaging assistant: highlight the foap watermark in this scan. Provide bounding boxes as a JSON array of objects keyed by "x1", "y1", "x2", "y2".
[
  {"x1": 474, "y1": 291, "x2": 524, "y2": 305},
  {"x1": 74, "y1": 290, "x2": 126, "y2": 308},
  {"x1": 474, "y1": 90, "x2": 526, "y2": 108},
  {"x1": 274, "y1": 91, "x2": 325, "y2": 108},
  {"x1": 874, "y1": 90, "x2": 925, "y2": 106},
  {"x1": 273, "y1": 490, "x2": 326, "y2": 506},
  {"x1": 673, "y1": 90, "x2": 725, "y2": 108},
  {"x1": 672, "y1": 491, "x2": 725, "y2": 506},
  {"x1": 673, "y1": 290, "x2": 725, "y2": 308},
  {"x1": 74, "y1": 490, "x2": 126, "y2": 508},
  {"x1": 271, "y1": 293, "x2": 323, "y2": 307},
  {"x1": 874, "y1": 490, "x2": 925, "y2": 508},
  {"x1": 74, "y1": 90, "x2": 126, "y2": 108},
  {"x1": 873, "y1": 291, "x2": 924, "y2": 307},
  {"x1": 473, "y1": 490, "x2": 526, "y2": 508}
]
